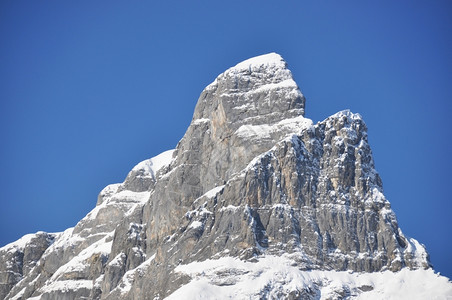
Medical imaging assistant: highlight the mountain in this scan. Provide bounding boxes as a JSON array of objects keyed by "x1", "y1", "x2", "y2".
[{"x1": 1, "y1": 53, "x2": 451, "y2": 299}]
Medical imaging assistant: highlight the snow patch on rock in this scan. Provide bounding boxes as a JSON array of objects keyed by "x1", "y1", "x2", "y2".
[{"x1": 130, "y1": 149, "x2": 175, "y2": 179}]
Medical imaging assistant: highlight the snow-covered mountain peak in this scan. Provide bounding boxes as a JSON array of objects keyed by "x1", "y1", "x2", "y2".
[
  {"x1": 230, "y1": 52, "x2": 286, "y2": 72},
  {"x1": 1, "y1": 54, "x2": 451, "y2": 300},
  {"x1": 204, "y1": 53, "x2": 302, "y2": 109},
  {"x1": 193, "y1": 53, "x2": 305, "y2": 129},
  {"x1": 129, "y1": 149, "x2": 174, "y2": 177}
]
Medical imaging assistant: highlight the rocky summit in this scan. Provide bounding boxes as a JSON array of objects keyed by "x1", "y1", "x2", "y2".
[{"x1": 1, "y1": 53, "x2": 451, "y2": 299}]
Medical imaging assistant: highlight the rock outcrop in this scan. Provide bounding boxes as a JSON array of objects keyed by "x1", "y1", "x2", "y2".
[{"x1": 1, "y1": 53, "x2": 448, "y2": 300}]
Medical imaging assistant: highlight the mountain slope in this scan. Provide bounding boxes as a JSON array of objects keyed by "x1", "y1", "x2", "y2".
[{"x1": 1, "y1": 53, "x2": 450, "y2": 299}]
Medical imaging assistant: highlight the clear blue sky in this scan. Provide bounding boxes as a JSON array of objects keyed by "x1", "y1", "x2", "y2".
[{"x1": 1, "y1": 1, "x2": 451, "y2": 278}]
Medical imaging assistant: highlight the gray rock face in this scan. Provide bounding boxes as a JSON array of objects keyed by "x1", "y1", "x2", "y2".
[
  {"x1": 0, "y1": 232, "x2": 56, "y2": 299},
  {"x1": 1, "y1": 53, "x2": 435, "y2": 300}
]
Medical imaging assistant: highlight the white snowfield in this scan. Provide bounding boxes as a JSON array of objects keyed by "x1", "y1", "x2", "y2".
[
  {"x1": 205, "y1": 52, "x2": 298, "y2": 93},
  {"x1": 235, "y1": 115, "x2": 312, "y2": 141},
  {"x1": 0, "y1": 232, "x2": 49, "y2": 254},
  {"x1": 129, "y1": 149, "x2": 175, "y2": 179},
  {"x1": 167, "y1": 255, "x2": 452, "y2": 300},
  {"x1": 232, "y1": 52, "x2": 287, "y2": 71}
]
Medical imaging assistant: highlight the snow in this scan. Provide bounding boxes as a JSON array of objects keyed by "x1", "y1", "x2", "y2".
[
  {"x1": 232, "y1": 53, "x2": 285, "y2": 71},
  {"x1": 253, "y1": 78, "x2": 298, "y2": 94},
  {"x1": 235, "y1": 116, "x2": 312, "y2": 141},
  {"x1": 369, "y1": 187, "x2": 386, "y2": 204},
  {"x1": 236, "y1": 126, "x2": 314, "y2": 178},
  {"x1": 159, "y1": 164, "x2": 180, "y2": 180},
  {"x1": 236, "y1": 123, "x2": 272, "y2": 139},
  {"x1": 219, "y1": 205, "x2": 241, "y2": 212},
  {"x1": 203, "y1": 185, "x2": 225, "y2": 199},
  {"x1": 9, "y1": 287, "x2": 26, "y2": 300},
  {"x1": 40, "y1": 279, "x2": 93, "y2": 293},
  {"x1": 402, "y1": 232, "x2": 430, "y2": 268},
  {"x1": 131, "y1": 149, "x2": 175, "y2": 179},
  {"x1": 205, "y1": 53, "x2": 288, "y2": 91},
  {"x1": 99, "y1": 183, "x2": 121, "y2": 198},
  {"x1": 327, "y1": 109, "x2": 363, "y2": 122},
  {"x1": 0, "y1": 232, "x2": 44, "y2": 253},
  {"x1": 82, "y1": 190, "x2": 151, "y2": 222},
  {"x1": 50, "y1": 232, "x2": 113, "y2": 281},
  {"x1": 115, "y1": 270, "x2": 136, "y2": 295},
  {"x1": 119, "y1": 190, "x2": 152, "y2": 203},
  {"x1": 42, "y1": 228, "x2": 79, "y2": 259},
  {"x1": 220, "y1": 78, "x2": 301, "y2": 98},
  {"x1": 112, "y1": 254, "x2": 156, "y2": 295},
  {"x1": 232, "y1": 103, "x2": 254, "y2": 110},
  {"x1": 167, "y1": 255, "x2": 452, "y2": 300},
  {"x1": 188, "y1": 221, "x2": 204, "y2": 230},
  {"x1": 272, "y1": 203, "x2": 293, "y2": 211},
  {"x1": 192, "y1": 118, "x2": 210, "y2": 125},
  {"x1": 110, "y1": 190, "x2": 152, "y2": 203},
  {"x1": 109, "y1": 252, "x2": 127, "y2": 268},
  {"x1": 240, "y1": 150, "x2": 276, "y2": 176}
]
